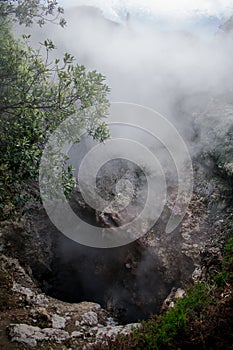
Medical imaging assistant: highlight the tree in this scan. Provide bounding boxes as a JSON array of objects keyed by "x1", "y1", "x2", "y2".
[
  {"x1": 0, "y1": 0, "x2": 67, "y2": 27},
  {"x1": 0, "y1": 0, "x2": 110, "y2": 219}
]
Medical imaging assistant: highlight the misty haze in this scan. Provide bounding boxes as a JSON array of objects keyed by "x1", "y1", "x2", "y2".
[{"x1": 0, "y1": 1, "x2": 233, "y2": 349}]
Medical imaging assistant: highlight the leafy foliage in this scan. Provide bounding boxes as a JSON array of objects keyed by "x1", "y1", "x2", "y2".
[
  {"x1": 0, "y1": 2, "x2": 110, "y2": 219},
  {"x1": 0, "y1": 0, "x2": 66, "y2": 27},
  {"x1": 129, "y1": 283, "x2": 211, "y2": 350},
  {"x1": 214, "y1": 232, "x2": 233, "y2": 287}
]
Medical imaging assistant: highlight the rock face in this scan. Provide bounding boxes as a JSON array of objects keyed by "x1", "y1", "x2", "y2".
[
  {"x1": 8, "y1": 324, "x2": 70, "y2": 347},
  {"x1": 0, "y1": 253, "x2": 138, "y2": 349},
  {"x1": 0, "y1": 156, "x2": 195, "y2": 324}
]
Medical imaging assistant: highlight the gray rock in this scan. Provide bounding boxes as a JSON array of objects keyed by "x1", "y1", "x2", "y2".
[
  {"x1": 95, "y1": 323, "x2": 140, "y2": 339},
  {"x1": 71, "y1": 331, "x2": 83, "y2": 338},
  {"x1": 51, "y1": 314, "x2": 66, "y2": 329},
  {"x1": 8, "y1": 324, "x2": 41, "y2": 347},
  {"x1": 161, "y1": 287, "x2": 186, "y2": 312},
  {"x1": 43, "y1": 327, "x2": 70, "y2": 341},
  {"x1": 81, "y1": 311, "x2": 98, "y2": 326},
  {"x1": 12, "y1": 282, "x2": 49, "y2": 306},
  {"x1": 8, "y1": 323, "x2": 69, "y2": 347}
]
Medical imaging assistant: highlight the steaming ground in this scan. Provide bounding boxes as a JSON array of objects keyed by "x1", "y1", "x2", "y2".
[{"x1": 14, "y1": 5, "x2": 233, "y2": 322}]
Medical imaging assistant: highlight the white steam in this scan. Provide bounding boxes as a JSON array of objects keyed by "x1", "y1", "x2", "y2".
[
  {"x1": 25, "y1": 5, "x2": 233, "y2": 132},
  {"x1": 59, "y1": 0, "x2": 233, "y2": 19}
]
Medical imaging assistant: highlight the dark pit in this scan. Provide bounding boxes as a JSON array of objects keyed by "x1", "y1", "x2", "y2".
[{"x1": 28, "y1": 158, "x2": 194, "y2": 324}]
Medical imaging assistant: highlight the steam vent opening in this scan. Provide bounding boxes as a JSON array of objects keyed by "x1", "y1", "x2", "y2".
[{"x1": 33, "y1": 158, "x2": 194, "y2": 325}]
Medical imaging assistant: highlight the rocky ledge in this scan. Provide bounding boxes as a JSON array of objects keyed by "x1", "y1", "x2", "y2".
[{"x1": 0, "y1": 254, "x2": 140, "y2": 349}]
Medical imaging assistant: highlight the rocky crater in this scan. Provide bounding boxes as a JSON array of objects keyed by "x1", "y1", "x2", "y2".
[{"x1": 0, "y1": 96, "x2": 232, "y2": 349}]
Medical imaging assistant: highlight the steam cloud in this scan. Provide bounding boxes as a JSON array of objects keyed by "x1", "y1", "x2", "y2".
[
  {"x1": 21, "y1": 4, "x2": 233, "y2": 146},
  {"x1": 26, "y1": 4, "x2": 233, "y2": 246},
  {"x1": 18, "y1": 3, "x2": 233, "y2": 322}
]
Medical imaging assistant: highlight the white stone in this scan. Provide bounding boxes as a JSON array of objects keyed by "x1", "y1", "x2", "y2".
[
  {"x1": 192, "y1": 266, "x2": 202, "y2": 282},
  {"x1": 95, "y1": 323, "x2": 139, "y2": 340},
  {"x1": 81, "y1": 311, "x2": 98, "y2": 326},
  {"x1": 175, "y1": 288, "x2": 186, "y2": 299},
  {"x1": 8, "y1": 324, "x2": 70, "y2": 347},
  {"x1": 51, "y1": 314, "x2": 66, "y2": 329},
  {"x1": 12, "y1": 282, "x2": 34, "y2": 299},
  {"x1": 8, "y1": 324, "x2": 40, "y2": 347},
  {"x1": 43, "y1": 327, "x2": 69, "y2": 342},
  {"x1": 71, "y1": 331, "x2": 83, "y2": 338},
  {"x1": 12, "y1": 283, "x2": 49, "y2": 306}
]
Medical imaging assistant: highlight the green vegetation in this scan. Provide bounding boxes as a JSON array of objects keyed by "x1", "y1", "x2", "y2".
[
  {"x1": 130, "y1": 283, "x2": 212, "y2": 350},
  {"x1": 214, "y1": 233, "x2": 233, "y2": 288},
  {"x1": 128, "y1": 234, "x2": 233, "y2": 350},
  {"x1": 0, "y1": 0, "x2": 67, "y2": 27},
  {"x1": 0, "y1": 0, "x2": 110, "y2": 219}
]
